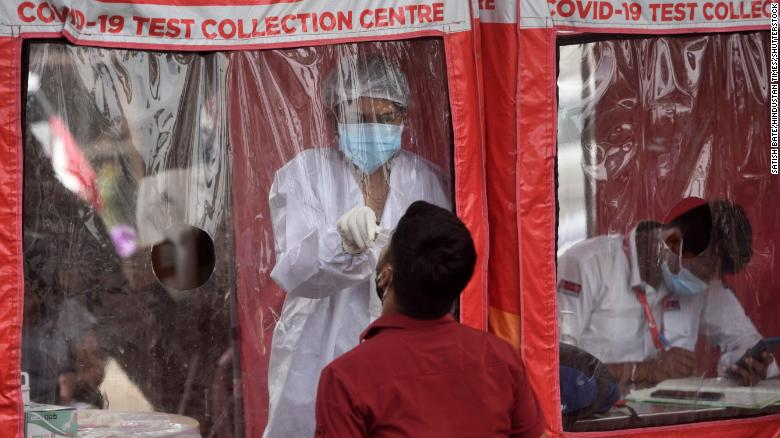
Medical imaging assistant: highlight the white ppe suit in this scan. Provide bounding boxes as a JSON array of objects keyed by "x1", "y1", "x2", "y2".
[{"x1": 264, "y1": 147, "x2": 451, "y2": 437}]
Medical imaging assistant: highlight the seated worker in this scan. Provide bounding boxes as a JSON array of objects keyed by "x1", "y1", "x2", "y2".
[
  {"x1": 315, "y1": 201, "x2": 545, "y2": 437},
  {"x1": 557, "y1": 198, "x2": 778, "y2": 386},
  {"x1": 265, "y1": 54, "x2": 451, "y2": 437}
]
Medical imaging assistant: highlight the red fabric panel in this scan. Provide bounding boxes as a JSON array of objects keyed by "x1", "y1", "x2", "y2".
[
  {"x1": 480, "y1": 22, "x2": 522, "y2": 346},
  {"x1": 446, "y1": 30, "x2": 489, "y2": 331},
  {"x1": 516, "y1": 27, "x2": 560, "y2": 435},
  {"x1": 0, "y1": 38, "x2": 23, "y2": 438}
]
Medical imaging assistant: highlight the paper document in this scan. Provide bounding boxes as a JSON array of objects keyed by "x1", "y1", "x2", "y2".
[{"x1": 627, "y1": 377, "x2": 780, "y2": 409}]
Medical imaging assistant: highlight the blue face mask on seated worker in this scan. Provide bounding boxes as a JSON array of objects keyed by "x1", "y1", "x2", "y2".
[
  {"x1": 661, "y1": 246, "x2": 710, "y2": 296},
  {"x1": 338, "y1": 123, "x2": 402, "y2": 175}
]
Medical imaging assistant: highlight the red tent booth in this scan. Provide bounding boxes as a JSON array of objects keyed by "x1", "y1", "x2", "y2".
[
  {"x1": 0, "y1": 1, "x2": 488, "y2": 436},
  {"x1": 481, "y1": 0, "x2": 778, "y2": 436}
]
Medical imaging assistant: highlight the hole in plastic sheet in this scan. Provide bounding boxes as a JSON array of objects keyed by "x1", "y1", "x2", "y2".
[{"x1": 151, "y1": 224, "x2": 215, "y2": 291}]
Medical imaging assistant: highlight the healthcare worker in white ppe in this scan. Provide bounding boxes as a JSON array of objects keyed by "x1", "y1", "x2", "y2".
[
  {"x1": 264, "y1": 53, "x2": 451, "y2": 437},
  {"x1": 557, "y1": 198, "x2": 778, "y2": 388}
]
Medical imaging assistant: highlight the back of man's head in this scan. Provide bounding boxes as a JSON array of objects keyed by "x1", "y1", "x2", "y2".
[
  {"x1": 709, "y1": 200, "x2": 752, "y2": 274},
  {"x1": 667, "y1": 199, "x2": 752, "y2": 274},
  {"x1": 389, "y1": 201, "x2": 476, "y2": 319}
]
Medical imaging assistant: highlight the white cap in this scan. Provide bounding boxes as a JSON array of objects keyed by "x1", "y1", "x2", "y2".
[{"x1": 323, "y1": 54, "x2": 410, "y2": 109}]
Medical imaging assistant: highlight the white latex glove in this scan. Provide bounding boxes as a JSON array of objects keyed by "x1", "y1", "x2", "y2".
[{"x1": 337, "y1": 206, "x2": 378, "y2": 255}]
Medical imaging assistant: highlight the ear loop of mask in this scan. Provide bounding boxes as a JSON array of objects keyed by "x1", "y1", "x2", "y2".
[{"x1": 676, "y1": 239, "x2": 684, "y2": 272}]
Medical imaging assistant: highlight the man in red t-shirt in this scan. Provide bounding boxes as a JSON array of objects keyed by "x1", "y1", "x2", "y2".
[{"x1": 315, "y1": 201, "x2": 545, "y2": 438}]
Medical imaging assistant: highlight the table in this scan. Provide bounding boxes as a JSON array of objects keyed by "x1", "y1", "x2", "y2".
[
  {"x1": 77, "y1": 410, "x2": 200, "y2": 437},
  {"x1": 568, "y1": 400, "x2": 780, "y2": 431}
]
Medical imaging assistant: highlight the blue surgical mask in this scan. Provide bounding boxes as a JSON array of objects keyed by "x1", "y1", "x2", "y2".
[
  {"x1": 338, "y1": 123, "x2": 402, "y2": 174},
  {"x1": 661, "y1": 245, "x2": 709, "y2": 296}
]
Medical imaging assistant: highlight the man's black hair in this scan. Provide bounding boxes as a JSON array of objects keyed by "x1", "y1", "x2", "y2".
[
  {"x1": 668, "y1": 200, "x2": 752, "y2": 274},
  {"x1": 709, "y1": 200, "x2": 752, "y2": 274},
  {"x1": 388, "y1": 201, "x2": 476, "y2": 319}
]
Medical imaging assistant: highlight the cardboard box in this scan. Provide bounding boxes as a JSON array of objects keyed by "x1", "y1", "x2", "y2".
[{"x1": 24, "y1": 402, "x2": 77, "y2": 438}]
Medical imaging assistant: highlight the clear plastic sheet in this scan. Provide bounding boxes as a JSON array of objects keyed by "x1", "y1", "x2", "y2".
[
  {"x1": 556, "y1": 32, "x2": 778, "y2": 431},
  {"x1": 24, "y1": 43, "x2": 235, "y2": 437},
  {"x1": 22, "y1": 37, "x2": 453, "y2": 437},
  {"x1": 226, "y1": 38, "x2": 453, "y2": 437}
]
